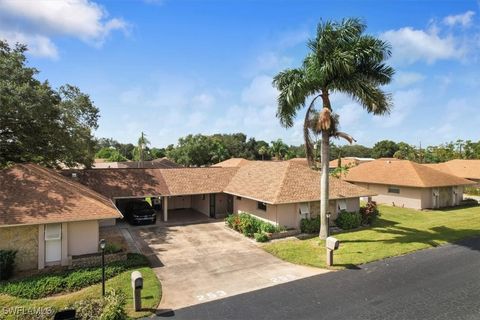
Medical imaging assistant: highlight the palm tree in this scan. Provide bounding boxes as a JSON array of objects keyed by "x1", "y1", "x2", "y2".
[
  {"x1": 135, "y1": 132, "x2": 150, "y2": 167},
  {"x1": 273, "y1": 18, "x2": 394, "y2": 239},
  {"x1": 258, "y1": 145, "x2": 269, "y2": 160},
  {"x1": 270, "y1": 139, "x2": 288, "y2": 160}
]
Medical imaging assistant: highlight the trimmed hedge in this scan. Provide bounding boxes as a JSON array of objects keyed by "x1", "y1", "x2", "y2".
[
  {"x1": 225, "y1": 212, "x2": 285, "y2": 241},
  {"x1": 335, "y1": 211, "x2": 362, "y2": 230},
  {"x1": 0, "y1": 253, "x2": 148, "y2": 299},
  {"x1": 0, "y1": 250, "x2": 17, "y2": 280}
]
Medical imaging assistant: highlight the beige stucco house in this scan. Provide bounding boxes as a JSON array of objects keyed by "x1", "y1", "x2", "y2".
[
  {"x1": 424, "y1": 159, "x2": 480, "y2": 186},
  {"x1": 343, "y1": 159, "x2": 476, "y2": 209},
  {"x1": 68, "y1": 158, "x2": 374, "y2": 229},
  {"x1": 0, "y1": 164, "x2": 122, "y2": 271}
]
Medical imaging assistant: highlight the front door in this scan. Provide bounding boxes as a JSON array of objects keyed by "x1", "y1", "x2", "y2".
[
  {"x1": 209, "y1": 194, "x2": 216, "y2": 218},
  {"x1": 226, "y1": 195, "x2": 234, "y2": 214}
]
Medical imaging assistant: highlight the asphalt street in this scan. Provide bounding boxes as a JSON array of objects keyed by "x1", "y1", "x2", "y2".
[{"x1": 153, "y1": 236, "x2": 480, "y2": 320}]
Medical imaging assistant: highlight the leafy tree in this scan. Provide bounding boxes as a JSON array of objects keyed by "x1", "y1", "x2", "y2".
[
  {"x1": 393, "y1": 142, "x2": 416, "y2": 160},
  {"x1": 96, "y1": 147, "x2": 117, "y2": 160},
  {"x1": 107, "y1": 150, "x2": 128, "y2": 162},
  {"x1": 150, "y1": 147, "x2": 166, "y2": 159},
  {"x1": 0, "y1": 41, "x2": 99, "y2": 168},
  {"x1": 270, "y1": 139, "x2": 288, "y2": 160},
  {"x1": 372, "y1": 140, "x2": 398, "y2": 158},
  {"x1": 258, "y1": 145, "x2": 269, "y2": 160},
  {"x1": 273, "y1": 18, "x2": 394, "y2": 239}
]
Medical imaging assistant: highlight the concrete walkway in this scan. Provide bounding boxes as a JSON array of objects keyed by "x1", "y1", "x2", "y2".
[{"x1": 128, "y1": 217, "x2": 327, "y2": 311}]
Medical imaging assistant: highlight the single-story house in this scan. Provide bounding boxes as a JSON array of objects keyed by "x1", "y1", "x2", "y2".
[
  {"x1": 92, "y1": 157, "x2": 181, "y2": 169},
  {"x1": 329, "y1": 157, "x2": 374, "y2": 170},
  {"x1": 423, "y1": 159, "x2": 480, "y2": 185},
  {"x1": 0, "y1": 164, "x2": 122, "y2": 271},
  {"x1": 343, "y1": 158, "x2": 476, "y2": 209},
  {"x1": 66, "y1": 159, "x2": 375, "y2": 229}
]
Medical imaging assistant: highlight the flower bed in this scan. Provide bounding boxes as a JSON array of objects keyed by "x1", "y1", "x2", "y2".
[{"x1": 225, "y1": 212, "x2": 289, "y2": 242}]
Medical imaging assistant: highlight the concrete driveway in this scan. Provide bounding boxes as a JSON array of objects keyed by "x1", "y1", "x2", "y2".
[{"x1": 127, "y1": 213, "x2": 326, "y2": 311}]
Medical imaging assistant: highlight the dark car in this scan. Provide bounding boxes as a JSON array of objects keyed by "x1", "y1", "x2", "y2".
[{"x1": 124, "y1": 200, "x2": 157, "y2": 225}]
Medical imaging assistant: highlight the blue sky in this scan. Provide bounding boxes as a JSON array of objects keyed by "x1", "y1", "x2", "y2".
[{"x1": 1, "y1": 0, "x2": 480, "y2": 148}]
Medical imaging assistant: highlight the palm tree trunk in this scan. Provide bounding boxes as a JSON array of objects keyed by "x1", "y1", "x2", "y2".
[{"x1": 319, "y1": 130, "x2": 330, "y2": 239}]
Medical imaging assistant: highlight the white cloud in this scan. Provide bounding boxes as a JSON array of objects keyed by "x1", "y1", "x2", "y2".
[
  {"x1": 394, "y1": 71, "x2": 426, "y2": 87},
  {"x1": 336, "y1": 103, "x2": 364, "y2": 128},
  {"x1": 0, "y1": 29, "x2": 58, "y2": 58},
  {"x1": 381, "y1": 27, "x2": 465, "y2": 64},
  {"x1": 192, "y1": 93, "x2": 215, "y2": 108},
  {"x1": 0, "y1": 0, "x2": 127, "y2": 58},
  {"x1": 241, "y1": 75, "x2": 278, "y2": 106},
  {"x1": 375, "y1": 89, "x2": 422, "y2": 128},
  {"x1": 443, "y1": 11, "x2": 475, "y2": 27}
]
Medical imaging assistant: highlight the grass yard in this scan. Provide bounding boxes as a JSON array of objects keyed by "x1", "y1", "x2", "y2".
[
  {"x1": 0, "y1": 266, "x2": 161, "y2": 319},
  {"x1": 263, "y1": 204, "x2": 480, "y2": 269}
]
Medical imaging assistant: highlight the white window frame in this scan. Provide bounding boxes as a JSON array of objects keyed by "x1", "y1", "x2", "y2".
[
  {"x1": 45, "y1": 223, "x2": 62, "y2": 241},
  {"x1": 338, "y1": 199, "x2": 347, "y2": 211}
]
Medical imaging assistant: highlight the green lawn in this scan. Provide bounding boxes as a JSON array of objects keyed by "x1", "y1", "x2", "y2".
[
  {"x1": 263, "y1": 205, "x2": 480, "y2": 269},
  {"x1": 0, "y1": 266, "x2": 161, "y2": 319}
]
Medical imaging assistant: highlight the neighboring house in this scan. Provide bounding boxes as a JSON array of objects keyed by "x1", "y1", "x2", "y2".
[
  {"x1": 343, "y1": 158, "x2": 476, "y2": 209},
  {"x1": 212, "y1": 158, "x2": 251, "y2": 167},
  {"x1": 329, "y1": 157, "x2": 374, "y2": 170},
  {"x1": 0, "y1": 164, "x2": 122, "y2": 271},
  {"x1": 423, "y1": 159, "x2": 480, "y2": 185},
  {"x1": 92, "y1": 157, "x2": 181, "y2": 169},
  {"x1": 66, "y1": 159, "x2": 374, "y2": 229}
]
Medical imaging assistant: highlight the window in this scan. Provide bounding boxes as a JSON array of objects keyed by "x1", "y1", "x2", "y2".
[
  {"x1": 45, "y1": 223, "x2": 62, "y2": 240},
  {"x1": 257, "y1": 202, "x2": 267, "y2": 211},
  {"x1": 299, "y1": 203, "x2": 310, "y2": 215},
  {"x1": 236, "y1": 196, "x2": 242, "y2": 200},
  {"x1": 388, "y1": 186, "x2": 400, "y2": 194},
  {"x1": 337, "y1": 199, "x2": 347, "y2": 211}
]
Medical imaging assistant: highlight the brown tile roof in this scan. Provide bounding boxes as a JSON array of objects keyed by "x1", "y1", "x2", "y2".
[
  {"x1": 0, "y1": 164, "x2": 122, "y2": 227},
  {"x1": 423, "y1": 159, "x2": 480, "y2": 180},
  {"x1": 212, "y1": 158, "x2": 251, "y2": 167},
  {"x1": 65, "y1": 167, "x2": 239, "y2": 198},
  {"x1": 92, "y1": 158, "x2": 181, "y2": 169},
  {"x1": 224, "y1": 161, "x2": 375, "y2": 204},
  {"x1": 343, "y1": 159, "x2": 476, "y2": 188}
]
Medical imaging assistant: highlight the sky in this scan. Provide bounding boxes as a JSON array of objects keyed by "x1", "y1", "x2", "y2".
[{"x1": 1, "y1": 0, "x2": 480, "y2": 148}]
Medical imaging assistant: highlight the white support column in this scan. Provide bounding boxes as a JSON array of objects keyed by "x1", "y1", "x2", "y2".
[
  {"x1": 163, "y1": 196, "x2": 168, "y2": 222},
  {"x1": 61, "y1": 223, "x2": 69, "y2": 266},
  {"x1": 38, "y1": 225, "x2": 45, "y2": 270}
]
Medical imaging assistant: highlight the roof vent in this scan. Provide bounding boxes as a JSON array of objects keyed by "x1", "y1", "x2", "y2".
[{"x1": 71, "y1": 172, "x2": 78, "y2": 179}]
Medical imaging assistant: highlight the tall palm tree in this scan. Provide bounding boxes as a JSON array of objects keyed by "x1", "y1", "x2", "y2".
[{"x1": 273, "y1": 18, "x2": 394, "y2": 239}]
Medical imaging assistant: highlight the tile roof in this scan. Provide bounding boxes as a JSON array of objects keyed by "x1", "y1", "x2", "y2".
[
  {"x1": 343, "y1": 159, "x2": 476, "y2": 188},
  {"x1": 64, "y1": 167, "x2": 239, "y2": 198},
  {"x1": 92, "y1": 158, "x2": 181, "y2": 169},
  {"x1": 329, "y1": 157, "x2": 374, "y2": 169},
  {"x1": 224, "y1": 161, "x2": 375, "y2": 204},
  {"x1": 0, "y1": 164, "x2": 122, "y2": 227},
  {"x1": 423, "y1": 159, "x2": 480, "y2": 180},
  {"x1": 65, "y1": 160, "x2": 373, "y2": 204},
  {"x1": 212, "y1": 158, "x2": 251, "y2": 167}
]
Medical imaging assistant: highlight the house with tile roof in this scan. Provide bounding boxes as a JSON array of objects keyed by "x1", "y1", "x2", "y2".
[
  {"x1": 65, "y1": 159, "x2": 375, "y2": 229},
  {"x1": 329, "y1": 157, "x2": 374, "y2": 169},
  {"x1": 423, "y1": 159, "x2": 480, "y2": 185},
  {"x1": 343, "y1": 158, "x2": 476, "y2": 209},
  {"x1": 0, "y1": 164, "x2": 122, "y2": 271}
]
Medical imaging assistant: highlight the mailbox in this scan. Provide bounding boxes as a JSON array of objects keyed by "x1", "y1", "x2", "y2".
[
  {"x1": 326, "y1": 237, "x2": 340, "y2": 250},
  {"x1": 131, "y1": 271, "x2": 143, "y2": 290}
]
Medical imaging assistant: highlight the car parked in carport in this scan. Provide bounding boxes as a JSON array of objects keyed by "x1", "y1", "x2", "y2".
[{"x1": 124, "y1": 200, "x2": 157, "y2": 225}]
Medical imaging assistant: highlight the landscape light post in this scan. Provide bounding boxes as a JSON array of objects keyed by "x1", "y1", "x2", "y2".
[{"x1": 99, "y1": 239, "x2": 106, "y2": 297}]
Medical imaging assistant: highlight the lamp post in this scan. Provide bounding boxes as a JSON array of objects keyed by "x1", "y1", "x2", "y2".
[
  {"x1": 326, "y1": 212, "x2": 331, "y2": 237},
  {"x1": 99, "y1": 239, "x2": 106, "y2": 297}
]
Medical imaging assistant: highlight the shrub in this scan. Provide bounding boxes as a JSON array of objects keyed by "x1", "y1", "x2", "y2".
[
  {"x1": 254, "y1": 232, "x2": 269, "y2": 243},
  {"x1": 100, "y1": 290, "x2": 127, "y2": 320},
  {"x1": 335, "y1": 211, "x2": 362, "y2": 230},
  {"x1": 0, "y1": 250, "x2": 17, "y2": 280},
  {"x1": 300, "y1": 216, "x2": 320, "y2": 234},
  {"x1": 225, "y1": 212, "x2": 284, "y2": 238},
  {"x1": 0, "y1": 253, "x2": 148, "y2": 299},
  {"x1": 359, "y1": 201, "x2": 380, "y2": 225},
  {"x1": 72, "y1": 297, "x2": 104, "y2": 320},
  {"x1": 104, "y1": 243, "x2": 123, "y2": 254}
]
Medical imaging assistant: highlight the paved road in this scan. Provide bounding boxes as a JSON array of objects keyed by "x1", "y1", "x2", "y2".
[{"x1": 153, "y1": 237, "x2": 480, "y2": 320}]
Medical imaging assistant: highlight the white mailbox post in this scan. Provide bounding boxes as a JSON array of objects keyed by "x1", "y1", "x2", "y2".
[
  {"x1": 326, "y1": 237, "x2": 340, "y2": 267},
  {"x1": 131, "y1": 271, "x2": 143, "y2": 311}
]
